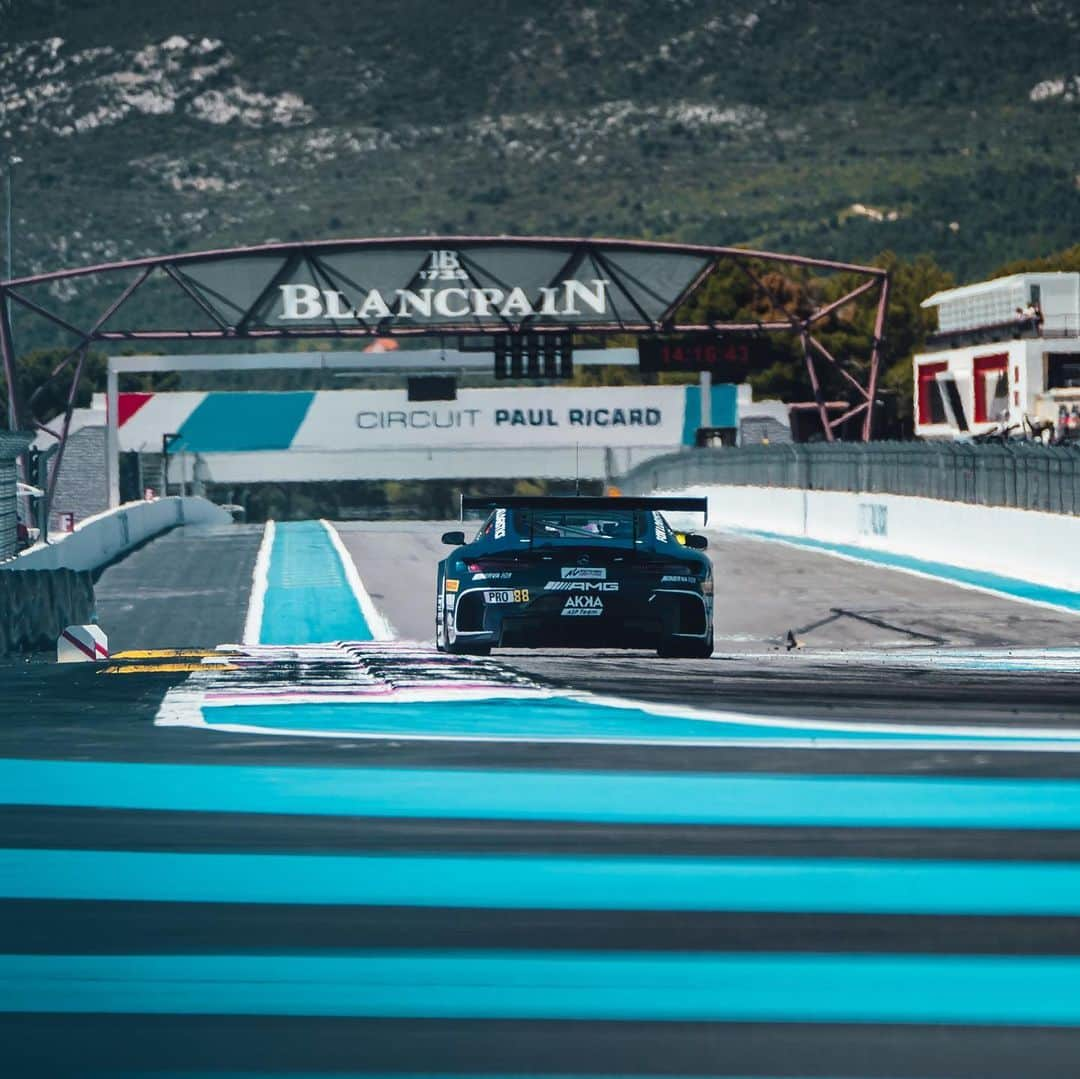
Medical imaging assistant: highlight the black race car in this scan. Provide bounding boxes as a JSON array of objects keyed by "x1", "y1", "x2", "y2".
[{"x1": 435, "y1": 495, "x2": 713, "y2": 658}]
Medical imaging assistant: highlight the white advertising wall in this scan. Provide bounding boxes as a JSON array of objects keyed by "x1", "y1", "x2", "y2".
[
  {"x1": 114, "y1": 385, "x2": 713, "y2": 482},
  {"x1": 291, "y1": 386, "x2": 687, "y2": 452},
  {"x1": 666, "y1": 484, "x2": 1080, "y2": 595}
]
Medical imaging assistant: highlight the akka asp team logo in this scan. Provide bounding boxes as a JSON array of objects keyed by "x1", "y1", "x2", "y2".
[{"x1": 562, "y1": 595, "x2": 604, "y2": 617}]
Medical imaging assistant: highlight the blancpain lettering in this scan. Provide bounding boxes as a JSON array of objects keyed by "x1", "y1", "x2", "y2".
[
  {"x1": 279, "y1": 279, "x2": 610, "y2": 322},
  {"x1": 561, "y1": 567, "x2": 606, "y2": 579}
]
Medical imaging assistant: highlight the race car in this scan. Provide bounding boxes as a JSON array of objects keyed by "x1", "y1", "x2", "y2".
[{"x1": 435, "y1": 495, "x2": 713, "y2": 658}]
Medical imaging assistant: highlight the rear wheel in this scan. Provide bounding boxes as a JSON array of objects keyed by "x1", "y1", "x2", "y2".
[
  {"x1": 450, "y1": 640, "x2": 492, "y2": 656},
  {"x1": 439, "y1": 603, "x2": 491, "y2": 656},
  {"x1": 657, "y1": 632, "x2": 713, "y2": 659}
]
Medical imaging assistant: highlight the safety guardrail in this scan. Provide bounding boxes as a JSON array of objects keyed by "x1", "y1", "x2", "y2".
[
  {"x1": 10, "y1": 496, "x2": 232, "y2": 572},
  {"x1": 619, "y1": 441, "x2": 1080, "y2": 516}
]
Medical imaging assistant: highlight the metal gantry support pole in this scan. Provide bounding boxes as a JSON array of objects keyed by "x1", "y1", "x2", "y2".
[
  {"x1": 862, "y1": 273, "x2": 890, "y2": 441},
  {"x1": 3, "y1": 155, "x2": 21, "y2": 434},
  {"x1": 0, "y1": 289, "x2": 19, "y2": 435},
  {"x1": 5, "y1": 156, "x2": 19, "y2": 286},
  {"x1": 106, "y1": 360, "x2": 120, "y2": 508},
  {"x1": 800, "y1": 328, "x2": 834, "y2": 443}
]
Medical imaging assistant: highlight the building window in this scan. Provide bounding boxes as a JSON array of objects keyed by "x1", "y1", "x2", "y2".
[
  {"x1": 973, "y1": 353, "x2": 1009, "y2": 423},
  {"x1": 917, "y1": 361, "x2": 948, "y2": 425},
  {"x1": 1047, "y1": 353, "x2": 1080, "y2": 389}
]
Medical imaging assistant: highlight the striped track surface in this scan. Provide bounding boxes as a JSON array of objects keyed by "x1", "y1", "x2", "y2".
[
  {"x1": 10, "y1": 702, "x2": 1080, "y2": 1077},
  {"x1": 8, "y1": 518, "x2": 1080, "y2": 1076}
]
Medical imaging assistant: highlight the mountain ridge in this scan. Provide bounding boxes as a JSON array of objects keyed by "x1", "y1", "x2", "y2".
[{"x1": 1, "y1": 0, "x2": 1078, "y2": 324}]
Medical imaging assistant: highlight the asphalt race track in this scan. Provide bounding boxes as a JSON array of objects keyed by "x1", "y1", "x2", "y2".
[
  {"x1": 5, "y1": 517, "x2": 1080, "y2": 1077},
  {"x1": 93, "y1": 523, "x2": 265, "y2": 652}
]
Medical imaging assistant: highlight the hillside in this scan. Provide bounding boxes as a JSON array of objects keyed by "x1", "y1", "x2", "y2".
[{"x1": 1, "y1": 0, "x2": 1078, "y2": 342}]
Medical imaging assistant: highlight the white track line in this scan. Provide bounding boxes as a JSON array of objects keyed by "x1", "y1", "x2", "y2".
[
  {"x1": 241, "y1": 520, "x2": 275, "y2": 646},
  {"x1": 156, "y1": 716, "x2": 1080, "y2": 752},
  {"x1": 320, "y1": 519, "x2": 395, "y2": 641},
  {"x1": 725, "y1": 526, "x2": 1080, "y2": 618}
]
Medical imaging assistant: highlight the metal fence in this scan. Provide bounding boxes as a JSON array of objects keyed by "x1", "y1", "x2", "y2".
[{"x1": 619, "y1": 441, "x2": 1080, "y2": 516}]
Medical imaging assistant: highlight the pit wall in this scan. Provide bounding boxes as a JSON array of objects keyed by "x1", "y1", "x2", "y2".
[
  {"x1": 7, "y1": 496, "x2": 232, "y2": 573},
  {"x1": 665, "y1": 485, "x2": 1080, "y2": 596}
]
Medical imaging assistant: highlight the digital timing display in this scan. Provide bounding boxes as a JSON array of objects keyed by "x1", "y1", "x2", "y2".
[{"x1": 638, "y1": 334, "x2": 766, "y2": 379}]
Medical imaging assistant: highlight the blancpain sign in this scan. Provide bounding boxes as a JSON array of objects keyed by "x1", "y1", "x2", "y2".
[{"x1": 277, "y1": 250, "x2": 610, "y2": 322}]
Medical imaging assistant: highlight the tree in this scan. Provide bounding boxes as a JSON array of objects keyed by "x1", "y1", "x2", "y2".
[
  {"x1": 994, "y1": 243, "x2": 1080, "y2": 276},
  {"x1": 670, "y1": 250, "x2": 953, "y2": 428},
  {"x1": 1, "y1": 348, "x2": 181, "y2": 431}
]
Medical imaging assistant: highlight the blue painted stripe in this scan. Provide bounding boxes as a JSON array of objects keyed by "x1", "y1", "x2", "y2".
[
  {"x1": 7, "y1": 952, "x2": 1080, "y2": 1025},
  {"x1": 260, "y1": 521, "x2": 370, "y2": 645},
  {"x1": 745, "y1": 527, "x2": 1080, "y2": 612},
  {"x1": 7, "y1": 849, "x2": 1080, "y2": 914},
  {"x1": 171, "y1": 392, "x2": 314, "y2": 453},
  {"x1": 682, "y1": 384, "x2": 738, "y2": 445},
  {"x1": 5, "y1": 758, "x2": 1080, "y2": 829},
  {"x1": 199, "y1": 697, "x2": 1080, "y2": 747}
]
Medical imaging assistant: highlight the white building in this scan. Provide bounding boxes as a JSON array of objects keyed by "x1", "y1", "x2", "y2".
[{"x1": 913, "y1": 272, "x2": 1080, "y2": 438}]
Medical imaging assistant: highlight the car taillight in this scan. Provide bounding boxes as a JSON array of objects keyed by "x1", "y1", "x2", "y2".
[
  {"x1": 467, "y1": 560, "x2": 518, "y2": 572},
  {"x1": 642, "y1": 562, "x2": 698, "y2": 575}
]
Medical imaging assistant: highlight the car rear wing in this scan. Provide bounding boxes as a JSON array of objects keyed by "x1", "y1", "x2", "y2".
[{"x1": 460, "y1": 495, "x2": 707, "y2": 524}]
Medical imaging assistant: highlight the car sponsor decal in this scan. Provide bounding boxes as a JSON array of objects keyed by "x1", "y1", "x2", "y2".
[
  {"x1": 494, "y1": 508, "x2": 507, "y2": 539},
  {"x1": 562, "y1": 595, "x2": 604, "y2": 617},
  {"x1": 661, "y1": 575, "x2": 697, "y2": 584},
  {"x1": 545, "y1": 581, "x2": 619, "y2": 591},
  {"x1": 561, "y1": 566, "x2": 606, "y2": 579},
  {"x1": 444, "y1": 578, "x2": 459, "y2": 592},
  {"x1": 653, "y1": 512, "x2": 667, "y2": 543},
  {"x1": 472, "y1": 571, "x2": 512, "y2": 580},
  {"x1": 483, "y1": 589, "x2": 530, "y2": 604}
]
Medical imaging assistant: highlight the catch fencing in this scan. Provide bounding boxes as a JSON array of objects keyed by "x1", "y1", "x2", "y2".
[{"x1": 620, "y1": 441, "x2": 1080, "y2": 517}]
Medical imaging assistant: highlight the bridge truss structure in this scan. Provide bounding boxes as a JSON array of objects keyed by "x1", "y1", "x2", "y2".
[{"x1": 0, "y1": 236, "x2": 889, "y2": 517}]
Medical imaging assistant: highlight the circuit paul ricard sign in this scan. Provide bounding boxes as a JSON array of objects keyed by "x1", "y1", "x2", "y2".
[{"x1": 171, "y1": 243, "x2": 712, "y2": 332}]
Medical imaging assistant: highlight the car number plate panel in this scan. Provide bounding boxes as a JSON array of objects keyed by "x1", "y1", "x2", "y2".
[{"x1": 483, "y1": 589, "x2": 529, "y2": 604}]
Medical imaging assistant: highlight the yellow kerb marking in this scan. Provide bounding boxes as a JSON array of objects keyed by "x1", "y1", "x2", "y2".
[
  {"x1": 99, "y1": 662, "x2": 238, "y2": 675},
  {"x1": 112, "y1": 649, "x2": 218, "y2": 659}
]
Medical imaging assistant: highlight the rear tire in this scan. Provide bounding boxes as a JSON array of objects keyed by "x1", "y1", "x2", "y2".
[
  {"x1": 440, "y1": 603, "x2": 491, "y2": 656},
  {"x1": 446, "y1": 636, "x2": 491, "y2": 656},
  {"x1": 657, "y1": 632, "x2": 713, "y2": 659}
]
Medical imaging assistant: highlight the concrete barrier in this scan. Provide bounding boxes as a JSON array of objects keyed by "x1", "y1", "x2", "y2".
[
  {"x1": 0, "y1": 568, "x2": 95, "y2": 654},
  {"x1": 664, "y1": 484, "x2": 1080, "y2": 599},
  {"x1": 8, "y1": 496, "x2": 231, "y2": 573}
]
